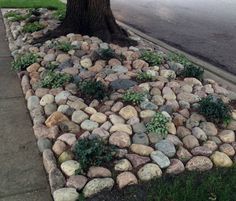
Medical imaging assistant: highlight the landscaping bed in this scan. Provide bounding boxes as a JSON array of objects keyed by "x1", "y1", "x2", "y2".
[{"x1": 2, "y1": 8, "x2": 236, "y2": 201}]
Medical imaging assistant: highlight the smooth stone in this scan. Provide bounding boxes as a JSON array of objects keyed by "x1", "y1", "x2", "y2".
[
  {"x1": 87, "y1": 166, "x2": 112, "y2": 178},
  {"x1": 137, "y1": 163, "x2": 162, "y2": 181},
  {"x1": 155, "y1": 140, "x2": 176, "y2": 158},
  {"x1": 66, "y1": 175, "x2": 88, "y2": 190},
  {"x1": 109, "y1": 132, "x2": 131, "y2": 148},
  {"x1": 140, "y1": 101, "x2": 158, "y2": 110},
  {"x1": 27, "y1": 96, "x2": 40, "y2": 110},
  {"x1": 90, "y1": 112, "x2": 107, "y2": 124},
  {"x1": 72, "y1": 110, "x2": 89, "y2": 124},
  {"x1": 176, "y1": 146, "x2": 192, "y2": 162},
  {"x1": 151, "y1": 151, "x2": 171, "y2": 168},
  {"x1": 109, "y1": 114, "x2": 125, "y2": 125},
  {"x1": 210, "y1": 151, "x2": 233, "y2": 167},
  {"x1": 44, "y1": 103, "x2": 57, "y2": 116},
  {"x1": 43, "y1": 149, "x2": 57, "y2": 173},
  {"x1": 219, "y1": 143, "x2": 235, "y2": 156},
  {"x1": 49, "y1": 168, "x2": 66, "y2": 192},
  {"x1": 37, "y1": 138, "x2": 52, "y2": 153},
  {"x1": 130, "y1": 144, "x2": 154, "y2": 156},
  {"x1": 132, "y1": 133, "x2": 149, "y2": 145},
  {"x1": 114, "y1": 159, "x2": 132, "y2": 171},
  {"x1": 183, "y1": 135, "x2": 199, "y2": 149},
  {"x1": 191, "y1": 146, "x2": 213, "y2": 156},
  {"x1": 45, "y1": 112, "x2": 69, "y2": 127},
  {"x1": 58, "y1": 133, "x2": 77, "y2": 146},
  {"x1": 200, "y1": 122, "x2": 218, "y2": 136},
  {"x1": 91, "y1": 128, "x2": 110, "y2": 140},
  {"x1": 110, "y1": 79, "x2": 137, "y2": 90},
  {"x1": 119, "y1": 105, "x2": 138, "y2": 120},
  {"x1": 83, "y1": 178, "x2": 114, "y2": 198},
  {"x1": 61, "y1": 160, "x2": 81, "y2": 177},
  {"x1": 125, "y1": 154, "x2": 150, "y2": 168},
  {"x1": 218, "y1": 130, "x2": 235, "y2": 143},
  {"x1": 192, "y1": 127, "x2": 207, "y2": 141},
  {"x1": 40, "y1": 94, "x2": 54, "y2": 106},
  {"x1": 116, "y1": 172, "x2": 138, "y2": 189},
  {"x1": 186, "y1": 156, "x2": 213, "y2": 171},
  {"x1": 81, "y1": 120, "x2": 99, "y2": 131},
  {"x1": 132, "y1": 122, "x2": 147, "y2": 133},
  {"x1": 110, "y1": 124, "x2": 132, "y2": 135},
  {"x1": 53, "y1": 188, "x2": 79, "y2": 201},
  {"x1": 58, "y1": 151, "x2": 74, "y2": 164},
  {"x1": 166, "y1": 159, "x2": 185, "y2": 174},
  {"x1": 52, "y1": 140, "x2": 67, "y2": 156}
]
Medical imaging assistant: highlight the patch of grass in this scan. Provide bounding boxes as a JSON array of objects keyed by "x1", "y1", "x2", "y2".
[
  {"x1": 136, "y1": 72, "x2": 154, "y2": 82},
  {"x1": 198, "y1": 95, "x2": 232, "y2": 124},
  {"x1": 168, "y1": 53, "x2": 192, "y2": 67},
  {"x1": 146, "y1": 112, "x2": 169, "y2": 138},
  {"x1": 77, "y1": 80, "x2": 108, "y2": 100},
  {"x1": 140, "y1": 51, "x2": 164, "y2": 66},
  {"x1": 55, "y1": 41, "x2": 74, "y2": 52},
  {"x1": 40, "y1": 71, "x2": 72, "y2": 88},
  {"x1": 85, "y1": 167, "x2": 236, "y2": 201},
  {"x1": 180, "y1": 63, "x2": 204, "y2": 80},
  {"x1": 4, "y1": 10, "x2": 29, "y2": 22},
  {"x1": 0, "y1": 0, "x2": 65, "y2": 9},
  {"x1": 53, "y1": 8, "x2": 66, "y2": 21},
  {"x1": 22, "y1": 21, "x2": 45, "y2": 33},
  {"x1": 74, "y1": 138, "x2": 116, "y2": 171},
  {"x1": 123, "y1": 91, "x2": 145, "y2": 105},
  {"x1": 12, "y1": 53, "x2": 38, "y2": 71}
]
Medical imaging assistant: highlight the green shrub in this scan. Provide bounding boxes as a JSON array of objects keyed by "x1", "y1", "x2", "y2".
[
  {"x1": 180, "y1": 63, "x2": 204, "y2": 80},
  {"x1": 22, "y1": 21, "x2": 45, "y2": 33},
  {"x1": 40, "y1": 71, "x2": 72, "y2": 88},
  {"x1": 55, "y1": 41, "x2": 74, "y2": 52},
  {"x1": 98, "y1": 48, "x2": 125, "y2": 61},
  {"x1": 140, "y1": 51, "x2": 164, "y2": 66},
  {"x1": 77, "y1": 80, "x2": 108, "y2": 100},
  {"x1": 123, "y1": 91, "x2": 145, "y2": 105},
  {"x1": 12, "y1": 53, "x2": 38, "y2": 71},
  {"x1": 146, "y1": 112, "x2": 169, "y2": 138},
  {"x1": 168, "y1": 53, "x2": 192, "y2": 67},
  {"x1": 45, "y1": 62, "x2": 59, "y2": 71},
  {"x1": 4, "y1": 11, "x2": 29, "y2": 22},
  {"x1": 74, "y1": 138, "x2": 116, "y2": 171},
  {"x1": 53, "y1": 8, "x2": 66, "y2": 21},
  {"x1": 136, "y1": 72, "x2": 154, "y2": 82},
  {"x1": 198, "y1": 95, "x2": 232, "y2": 124}
]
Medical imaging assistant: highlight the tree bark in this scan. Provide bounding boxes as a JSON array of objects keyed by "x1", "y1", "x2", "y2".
[{"x1": 33, "y1": 0, "x2": 137, "y2": 46}]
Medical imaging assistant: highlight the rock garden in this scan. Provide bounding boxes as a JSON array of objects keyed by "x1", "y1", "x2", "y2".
[{"x1": 2, "y1": 8, "x2": 236, "y2": 201}]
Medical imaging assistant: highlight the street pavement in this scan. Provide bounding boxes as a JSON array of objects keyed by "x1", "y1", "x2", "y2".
[{"x1": 112, "y1": 0, "x2": 236, "y2": 75}]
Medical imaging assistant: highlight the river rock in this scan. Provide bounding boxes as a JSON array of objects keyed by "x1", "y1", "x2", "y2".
[
  {"x1": 137, "y1": 163, "x2": 162, "y2": 181},
  {"x1": 116, "y1": 172, "x2": 138, "y2": 189},
  {"x1": 151, "y1": 151, "x2": 170, "y2": 168},
  {"x1": 186, "y1": 156, "x2": 213, "y2": 171}
]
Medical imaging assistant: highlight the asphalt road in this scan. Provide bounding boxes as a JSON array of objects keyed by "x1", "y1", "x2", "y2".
[{"x1": 112, "y1": 0, "x2": 236, "y2": 75}]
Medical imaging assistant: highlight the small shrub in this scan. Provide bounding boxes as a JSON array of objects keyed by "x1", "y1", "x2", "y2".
[
  {"x1": 146, "y1": 112, "x2": 169, "y2": 138},
  {"x1": 12, "y1": 53, "x2": 38, "y2": 71},
  {"x1": 198, "y1": 95, "x2": 232, "y2": 124},
  {"x1": 4, "y1": 11, "x2": 29, "y2": 22},
  {"x1": 22, "y1": 22, "x2": 45, "y2": 33},
  {"x1": 40, "y1": 71, "x2": 72, "y2": 88},
  {"x1": 136, "y1": 72, "x2": 154, "y2": 82},
  {"x1": 123, "y1": 91, "x2": 145, "y2": 105},
  {"x1": 98, "y1": 48, "x2": 125, "y2": 61},
  {"x1": 140, "y1": 51, "x2": 164, "y2": 66},
  {"x1": 55, "y1": 41, "x2": 74, "y2": 52},
  {"x1": 168, "y1": 53, "x2": 192, "y2": 67},
  {"x1": 74, "y1": 138, "x2": 116, "y2": 171},
  {"x1": 180, "y1": 63, "x2": 204, "y2": 80},
  {"x1": 53, "y1": 8, "x2": 66, "y2": 21},
  {"x1": 77, "y1": 80, "x2": 108, "y2": 100}
]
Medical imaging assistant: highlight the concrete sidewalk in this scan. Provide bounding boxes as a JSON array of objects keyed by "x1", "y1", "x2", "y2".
[{"x1": 0, "y1": 13, "x2": 52, "y2": 201}]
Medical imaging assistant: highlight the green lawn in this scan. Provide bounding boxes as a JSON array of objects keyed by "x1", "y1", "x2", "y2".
[
  {"x1": 0, "y1": 0, "x2": 65, "y2": 9},
  {"x1": 85, "y1": 166, "x2": 236, "y2": 201}
]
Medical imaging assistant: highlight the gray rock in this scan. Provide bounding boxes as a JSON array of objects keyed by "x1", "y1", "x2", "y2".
[
  {"x1": 112, "y1": 65, "x2": 128, "y2": 73},
  {"x1": 49, "y1": 168, "x2": 66, "y2": 192},
  {"x1": 151, "y1": 151, "x2": 171, "y2": 168},
  {"x1": 132, "y1": 133, "x2": 149, "y2": 145},
  {"x1": 53, "y1": 188, "x2": 79, "y2": 201},
  {"x1": 110, "y1": 79, "x2": 137, "y2": 90},
  {"x1": 192, "y1": 127, "x2": 207, "y2": 141},
  {"x1": 155, "y1": 140, "x2": 176, "y2": 157},
  {"x1": 140, "y1": 101, "x2": 158, "y2": 110},
  {"x1": 27, "y1": 96, "x2": 40, "y2": 111},
  {"x1": 159, "y1": 105, "x2": 173, "y2": 115},
  {"x1": 37, "y1": 138, "x2": 52, "y2": 153},
  {"x1": 44, "y1": 103, "x2": 57, "y2": 116},
  {"x1": 132, "y1": 122, "x2": 147, "y2": 133}
]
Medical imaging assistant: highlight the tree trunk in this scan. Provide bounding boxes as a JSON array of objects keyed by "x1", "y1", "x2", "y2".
[{"x1": 33, "y1": 0, "x2": 137, "y2": 46}]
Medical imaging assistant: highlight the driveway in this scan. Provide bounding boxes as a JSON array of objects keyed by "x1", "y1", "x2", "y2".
[{"x1": 112, "y1": 0, "x2": 236, "y2": 75}]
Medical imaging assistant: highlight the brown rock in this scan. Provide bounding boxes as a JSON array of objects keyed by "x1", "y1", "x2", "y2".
[
  {"x1": 166, "y1": 159, "x2": 185, "y2": 175},
  {"x1": 66, "y1": 175, "x2": 88, "y2": 190},
  {"x1": 219, "y1": 143, "x2": 235, "y2": 156},
  {"x1": 109, "y1": 132, "x2": 131, "y2": 148},
  {"x1": 191, "y1": 146, "x2": 212, "y2": 156},
  {"x1": 176, "y1": 146, "x2": 192, "y2": 162},
  {"x1": 87, "y1": 167, "x2": 112, "y2": 178},
  {"x1": 45, "y1": 112, "x2": 69, "y2": 128},
  {"x1": 130, "y1": 144, "x2": 154, "y2": 156},
  {"x1": 218, "y1": 130, "x2": 235, "y2": 143},
  {"x1": 125, "y1": 154, "x2": 150, "y2": 168},
  {"x1": 183, "y1": 135, "x2": 199, "y2": 149},
  {"x1": 116, "y1": 172, "x2": 138, "y2": 189},
  {"x1": 186, "y1": 156, "x2": 213, "y2": 171},
  {"x1": 52, "y1": 140, "x2": 67, "y2": 156}
]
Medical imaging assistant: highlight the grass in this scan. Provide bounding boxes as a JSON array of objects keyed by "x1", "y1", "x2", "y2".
[
  {"x1": 85, "y1": 167, "x2": 236, "y2": 201},
  {"x1": 0, "y1": 0, "x2": 65, "y2": 9}
]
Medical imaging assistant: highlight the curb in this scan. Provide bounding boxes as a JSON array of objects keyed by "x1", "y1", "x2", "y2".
[{"x1": 117, "y1": 21, "x2": 236, "y2": 93}]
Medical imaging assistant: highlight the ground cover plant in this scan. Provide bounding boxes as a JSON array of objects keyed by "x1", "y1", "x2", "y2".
[
  {"x1": 140, "y1": 51, "x2": 165, "y2": 66},
  {"x1": 12, "y1": 53, "x2": 38, "y2": 71},
  {"x1": 55, "y1": 41, "x2": 74, "y2": 52},
  {"x1": 123, "y1": 91, "x2": 145, "y2": 105},
  {"x1": 136, "y1": 72, "x2": 154, "y2": 82},
  {"x1": 146, "y1": 112, "x2": 169, "y2": 138},
  {"x1": 198, "y1": 95, "x2": 232, "y2": 124},
  {"x1": 74, "y1": 138, "x2": 117, "y2": 171},
  {"x1": 22, "y1": 21, "x2": 45, "y2": 33},
  {"x1": 40, "y1": 71, "x2": 72, "y2": 88}
]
